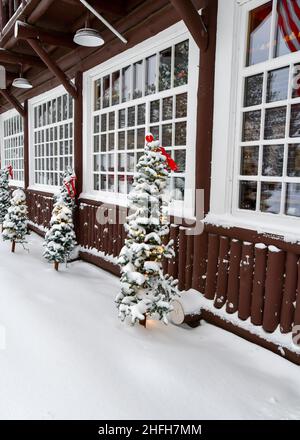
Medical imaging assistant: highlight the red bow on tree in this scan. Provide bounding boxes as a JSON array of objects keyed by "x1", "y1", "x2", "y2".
[
  {"x1": 159, "y1": 147, "x2": 178, "y2": 172},
  {"x1": 64, "y1": 175, "x2": 77, "y2": 199},
  {"x1": 7, "y1": 165, "x2": 13, "y2": 178}
]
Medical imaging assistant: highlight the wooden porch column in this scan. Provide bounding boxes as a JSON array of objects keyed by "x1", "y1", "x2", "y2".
[
  {"x1": 23, "y1": 100, "x2": 29, "y2": 189},
  {"x1": 0, "y1": 89, "x2": 25, "y2": 117},
  {"x1": 191, "y1": 0, "x2": 218, "y2": 292},
  {"x1": 74, "y1": 71, "x2": 83, "y2": 195}
]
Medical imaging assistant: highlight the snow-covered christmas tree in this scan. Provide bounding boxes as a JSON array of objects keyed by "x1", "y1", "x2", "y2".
[
  {"x1": 116, "y1": 134, "x2": 178, "y2": 326},
  {"x1": 2, "y1": 188, "x2": 28, "y2": 253},
  {"x1": 0, "y1": 166, "x2": 12, "y2": 229},
  {"x1": 44, "y1": 171, "x2": 77, "y2": 271}
]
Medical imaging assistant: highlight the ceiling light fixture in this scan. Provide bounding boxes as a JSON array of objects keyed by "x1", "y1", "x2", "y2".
[
  {"x1": 12, "y1": 76, "x2": 32, "y2": 89},
  {"x1": 73, "y1": 27, "x2": 104, "y2": 47}
]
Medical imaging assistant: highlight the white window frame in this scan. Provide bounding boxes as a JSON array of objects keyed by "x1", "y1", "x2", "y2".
[
  {"x1": 82, "y1": 21, "x2": 199, "y2": 219},
  {"x1": 28, "y1": 84, "x2": 74, "y2": 193},
  {"x1": 0, "y1": 108, "x2": 24, "y2": 188},
  {"x1": 209, "y1": 0, "x2": 300, "y2": 239}
]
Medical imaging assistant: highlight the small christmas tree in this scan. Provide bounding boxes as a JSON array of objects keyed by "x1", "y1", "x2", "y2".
[
  {"x1": 116, "y1": 134, "x2": 178, "y2": 326},
  {"x1": 43, "y1": 202, "x2": 77, "y2": 271},
  {"x1": 2, "y1": 188, "x2": 28, "y2": 253},
  {"x1": 55, "y1": 167, "x2": 77, "y2": 209},
  {"x1": 0, "y1": 166, "x2": 12, "y2": 229}
]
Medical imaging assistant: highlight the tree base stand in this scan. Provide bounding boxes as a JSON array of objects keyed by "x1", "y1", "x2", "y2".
[
  {"x1": 54, "y1": 261, "x2": 59, "y2": 271},
  {"x1": 139, "y1": 314, "x2": 147, "y2": 328},
  {"x1": 11, "y1": 241, "x2": 16, "y2": 253}
]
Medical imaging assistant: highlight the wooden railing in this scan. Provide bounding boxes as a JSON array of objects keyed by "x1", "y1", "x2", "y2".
[{"x1": 0, "y1": 0, "x2": 23, "y2": 32}]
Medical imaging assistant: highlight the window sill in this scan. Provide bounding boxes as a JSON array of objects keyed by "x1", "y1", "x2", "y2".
[
  {"x1": 204, "y1": 212, "x2": 300, "y2": 244},
  {"x1": 27, "y1": 184, "x2": 59, "y2": 195}
]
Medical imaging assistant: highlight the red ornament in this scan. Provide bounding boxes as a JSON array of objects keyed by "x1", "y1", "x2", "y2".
[
  {"x1": 7, "y1": 165, "x2": 13, "y2": 178},
  {"x1": 64, "y1": 175, "x2": 77, "y2": 199},
  {"x1": 159, "y1": 147, "x2": 178, "y2": 172},
  {"x1": 145, "y1": 134, "x2": 154, "y2": 143}
]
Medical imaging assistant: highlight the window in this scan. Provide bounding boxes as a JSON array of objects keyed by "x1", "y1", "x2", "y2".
[
  {"x1": 88, "y1": 31, "x2": 196, "y2": 210},
  {"x1": 32, "y1": 91, "x2": 74, "y2": 187},
  {"x1": 236, "y1": 0, "x2": 300, "y2": 219},
  {"x1": 1, "y1": 112, "x2": 24, "y2": 184}
]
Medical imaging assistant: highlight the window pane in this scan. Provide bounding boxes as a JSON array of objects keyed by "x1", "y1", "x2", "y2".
[
  {"x1": 145, "y1": 55, "x2": 156, "y2": 95},
  {"x1": 137, "y1": 104, "x2": 145, "y2": 125},
  {"x1": 137, "y1": 128, "x2": 145, "y2": 148},
  {"x1": 101, "y1": 175, "x2": 107, "y2": 190},
  {"x1": 122, "y1": 66, "x2": 132, "y2": 102},
  {"x1": 264, "y1": 107, "x2": 286, "y2": 139},
  {"x1": 109, "y1": 112, "x2": 115, "y2": 131},
  {"x1": 244, "y1": 74, "x2": 263, "y2": 107},
  {"x1": 174, "y1": 40, "x2": 189, "y2": 87},
  {"x1": 118, "y1": 131, "x2": 125, "y2": 150},
  {"x1": 290, "y1": 104, "x2": 300, "y2": 137},
  {"x1": 239, "y1": 181, "x2": 257, "y2": 210},
  {"x1": 112, "y1": 71, "x2": 120, "y2": 106},
  {"x1": 127, "y1": 130, "x2": 135, "y2": 150},
  {"x1": 292, "y1": 64, "x2": 300, "y2": 99},
  {"x1": 260, "y1": 182, "x2": 282, "y2": 214},
  {"x1": 119, "y1": 109, "x2": 126, "y2": 129},
  {"x1": 101, "y1": 114, "x2": 107, "y2": 132},
  {"x1": 150, "y1": 100, "x2": 160, "y2": 123},
  {"x1": 267, "y1": 67, "x2": 289, "y2": 102},
  {"x1": 240, "y1": 146, "x2": 259, "y2": 175},
  {"x1": 276, "y1": 0, "x2": 300, "y2": 58},
  {"x1": 128, "y1": 107, "x2": 135, "y2": 127},
  {"x1": 162, "y1": 124, "x2": 172, "y2": 147},
  {"x1": 159, "y1": 47, "x2": 172, "y2": 91},
  {"x1": 286, "y1": 183, "x2": 300, "y2": 217},
  {"x1": 174, "y1": 150, "x2": 186, "y2": 173},
  {"x1": 176, "y1": 93, "x2": 188, "y2": 118},
  {"x1": 103, "y1": 75, "x2": 110, "y2": 108},
  {"x1": 133, "y1": 60, "x2": 143, "y2": 99},
  {"x1": 118, "y1": 176, "x2": 126, "y2": 194},
  {"x1": 108, "y1": 175, "x2": 114, "y2": 192},
  {"x1": 162, "y1": 97, "x2": 173, "y2": 120},
  {"x1": 262, "y1": 145, "x2": 284, "y2": 176},
  {"x1": 247, "y1": 2, "x2": 272, "y2": 66},
  {"x1": 288, "y1": 144, "x2": 300, "y2": 176},
  {"x1": 175, "y1": 122, "x2": 186, "y2": 145},
  {"x1": 242, "y1": 110, "x2": 261, "y2": 141},
  {"x1": 173, "y1": 177, "x2": 185, "y2": 200}
]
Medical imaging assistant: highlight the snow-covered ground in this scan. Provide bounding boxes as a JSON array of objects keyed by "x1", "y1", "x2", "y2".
[{"x1": 0, "y1": 232, "x2": 300, "y2": 420}]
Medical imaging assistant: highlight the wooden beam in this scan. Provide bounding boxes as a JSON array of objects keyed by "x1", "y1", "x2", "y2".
[
  {"x1": 0, "y1": 48, "x2": 43, "y2": 66},
  {"x1": 15, "y1": 21, "x2": 76, "y2": 49},
  {"x1": 27, "y1": 39, "x2": 77, "y2": 99},
  {"x1": 88, "y1": 0, "x2": 126, "y2": 16},
  {"x1": 27, "y1": 0, "x2": 56, "y2": 23},
  {"x1": 0, "y1": 89, "x2": 25, "y2": 117},
  {"x1": 169, "y1": 0, "x2": 208, "y2": 51}
]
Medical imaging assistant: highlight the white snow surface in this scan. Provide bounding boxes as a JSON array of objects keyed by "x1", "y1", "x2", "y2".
[{"x1": 1, "y1": 233, "x2": 300, "y2": 420}]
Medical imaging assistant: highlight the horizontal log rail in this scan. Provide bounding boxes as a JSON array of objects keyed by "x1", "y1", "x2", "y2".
[{"x1": 0, "y1": 0, "x2": 24, "y2": 31}]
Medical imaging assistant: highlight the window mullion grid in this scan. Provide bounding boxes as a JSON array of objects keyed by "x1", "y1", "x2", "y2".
[{"x1": 256, "y1": 69, "x2": 268, "y2": 213}]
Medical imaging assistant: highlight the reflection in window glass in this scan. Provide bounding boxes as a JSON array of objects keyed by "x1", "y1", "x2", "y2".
[
  {"x1": 287, "y1": 144, "x2": 300, "y2": 177},
  {"x1": 242, "y1": 110, "x2": 261, "y2": 141},
  {"x1": 290, "y1": 104, "x2": 300, "y2": 138},
  {"x1": 247, "y1": 2, "x2": 272, "y2": 66},
  {"x1": 174, "y1": 150, "x2": 186, "y2": 173},
  {"x1": 103, "y1": 75, "x2": 110, "y2": 108},
  {"x1": 112, "y1": 71, "x2": 120, "y2": 106},
  {"x1": 262, "y1": 145, "x2": 284, "y2": 176},
  {"x1": 244, "y1": 74, "x2": 263, "y2": 107},
  {"x1": 240, "y1": 146, "x2": 259, "y2": 175},
  {"x1": 261, "y1": 182, "x2": 282, "y2": 214},
  {"x1": 276, "y1": 0, "x2": 300, "y2": 58},
  {"x1": 162, "y1": 124, "x2": 172, "y2": 147},
  {"x1": 267, "y1": 67, "x2": 289, "y2": 102},
  {"x1": 94, "y1": 79, "x2": 101, "y2": 110},
  {"x1": 162, "y1": 97, "x2": 173, "y2": 120},
  {"x1": 176, "y1": 93, "x2": 188, "y2": 118},
  {"x1": 137, "y1": 104, "x2": 145, "y2": 125},
  {"x1": 159, "y1": 47, "x2": 172, "y2": 91},
  {"x1": 264, "y1": 107, "x2": 286, "y2": 139},
  {"x1": 133, "y1": 60, "x2": 143, "y2": 99},
  {"x1": 174, "y1": 40, "x2": 189, "y2": 87},
  {"x1": 286, "y1": 183, "x2": 300, "y2": 217},
  {"x1": 145, "y1": 55, "x2": 156, "y2": 95},
  {"x1": 173, "y1": 177, "x2": 185, "y2": 200},
  {"x1": 239, "y1": 181, "x2": 257, "y2": 210},
  {"x1": 292, "y1": 64, "x2": 300, "y2": 99},
  {"x1": 175, "y1": 122, "x2": 186, "y2": 145},
  {"x1": 150, "y1": 100, "x2": 160, "y2": 123},
  {"x1": 122, "y1": 66, "x2": 131, "y2": 102}
]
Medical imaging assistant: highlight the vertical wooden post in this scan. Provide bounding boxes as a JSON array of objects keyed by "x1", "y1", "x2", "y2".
[
  {"x1": 178, "y1": 227, "x2": 187, "y2": 291},
  {"x1": 251, "y1": 244, "x2": 267, "y2": 326},
  {"x1": 185, "y1": 232, "x2": 194, "y2": 290},
  {"x1": 293, "y1": 261, "x2": 300, "y2": 345},
  {"x1": 192, "y1": 231, "x2": 208, "y2": 294},
  {"x1": 263, "y1": 247, "x2": 285, "y2": 333},
  {"x1": 74, "y1": 71, "x2": 83, "y2": 196},
  {"x1": 214, "y1": 236, "x2": 230, "y2": 308},
  {"x1": 11, "y1": 240, "x2": 16, "y2": 253},
  {"x1": 54, "y1": 261, "x2": 59, "y2": 271},
  {"x1": 280, "y1": 252, "x2": 298, "y2": 333},
  {"x1": 23, "y1": 100, "x2": 29, "y2": 189},
  {"x1": 226, "y1": 239, "x2": 242, "y2": 314},
  {"x1": 238, "y1": 242, "x2": 254, "y2": 320},
  {"x1": 204, "y1": 233, "x2": 219, "y2": 300}
]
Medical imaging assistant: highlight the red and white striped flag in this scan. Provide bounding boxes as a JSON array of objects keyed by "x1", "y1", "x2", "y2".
[{"x1": 278, "y1": 0, "x2": 300, "y2": 52}]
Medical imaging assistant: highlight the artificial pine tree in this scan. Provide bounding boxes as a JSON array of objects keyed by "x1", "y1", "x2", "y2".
[
  {"x1": 0, "y1": 167, "x2": 11, "y2": 229},
  {"x1": 116, "y1": 134, "x2": 178, "y2": 326},
  {"x1": 2, "y1": 189, "x2": 28, "y2": 253},
  {"x1": 55, "y1": 167, "x2": 77, "y2": 209}
]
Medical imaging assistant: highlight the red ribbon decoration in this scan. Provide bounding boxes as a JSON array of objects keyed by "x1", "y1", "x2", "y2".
[
  {"x1": 7, "y1": 165, "x2": 13, "y2": 179},
  {"x1": 159, "y1": 147, "x2": 178, "y2": 172},
  {"x1": 64, "y1": 175, "x2": 77, "y2": 199}
]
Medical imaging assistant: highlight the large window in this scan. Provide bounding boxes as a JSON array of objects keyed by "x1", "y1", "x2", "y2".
[
  {"x1": 86, "y1": 24, "x2": 198, "y2": 214},
  {"x1": 236, "y1": 0, "x2": 300, "y2": 219},
  {"x1": 1, "y1": 112, "x2": 24, "y2": 184},
  {"x1": 32, "y1": 89, "x2": 73, "y2": 187}
]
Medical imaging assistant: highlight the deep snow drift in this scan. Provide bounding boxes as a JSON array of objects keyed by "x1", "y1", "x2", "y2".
[{"x1": 0, "y1": 233, "x2": 300, "y2": 420}]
